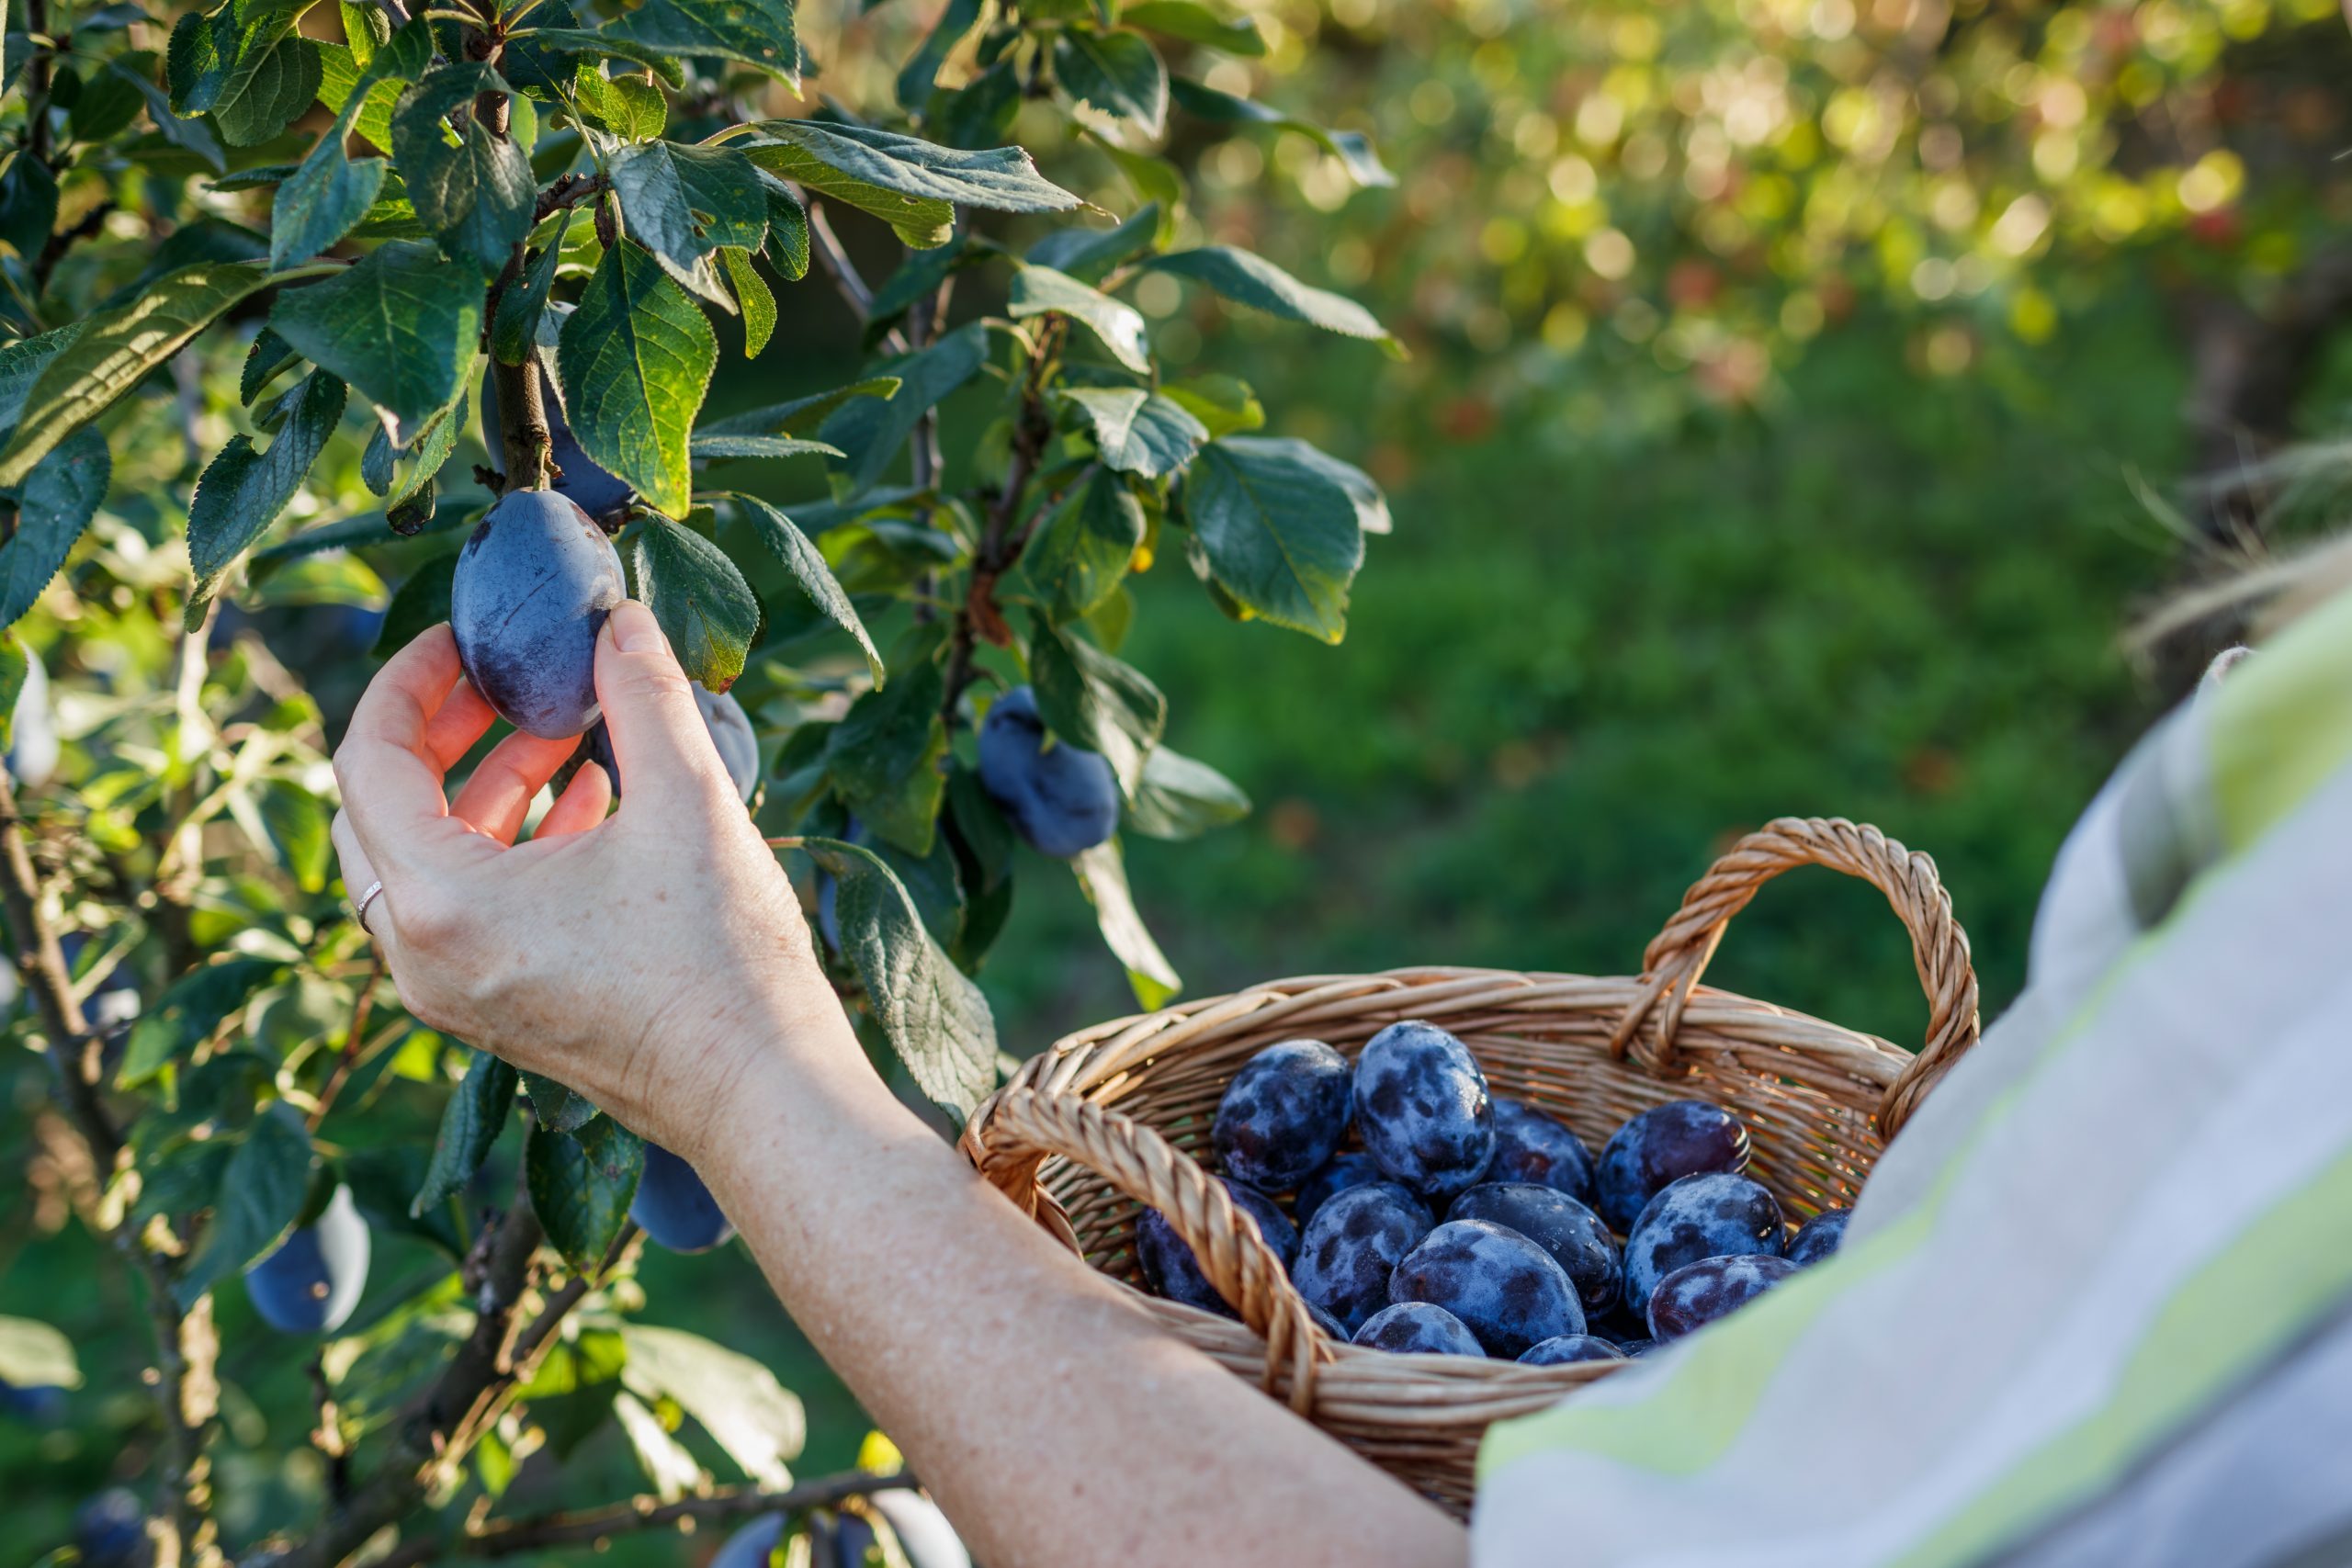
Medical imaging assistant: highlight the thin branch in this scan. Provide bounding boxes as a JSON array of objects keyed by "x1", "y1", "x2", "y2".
[
  {"x1": 941, "y1": 320, "x2": 1063, "y2": 727},
  {"x1": 33, "y1": 200, "x2": 116, "y2": 293},
  {"x1": 457, "y1": 1469, "x2": 919, "y2": 1555},
  {"x1": 533, "y1": 171, "x2": 605, "y2": 223},
  {"x1": 804, "y1": 198, "x2": 909, "y2": 355},
  {"x1": 307, "y1": 955, "x2": 384, "y2": 1132}
]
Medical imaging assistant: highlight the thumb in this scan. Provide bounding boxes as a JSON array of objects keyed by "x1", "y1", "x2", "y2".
[{"x1": 594, "y1": 601, "x2": 729, "y2": 801}]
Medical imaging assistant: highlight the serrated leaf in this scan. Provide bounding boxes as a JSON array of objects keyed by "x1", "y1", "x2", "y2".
[
  {"x1": 936, "y1": 57, "x2": 1021, "y2": 151},
  {"x1": 0, "y1": 1317, "x2": 81, "y2": 1390},
  {"x1": 214, "y1": 33, "x2": 320, "y2": 147},
  {"x1": 1053, "y1": 28, "x2": 1167, "y2": 137},
  {"x1": 1027, "y1": 614, "x2": 1165, "y2": 796},
  {"x1": 1010, "y1": 265, "x2": 1149, "y2": 374},
  {"x1": 698, "y1": 377, "x2": 899, "y2": 438},
  {"x1": 1179, "y1": 438, "x2": 1363, "y2": 641},
  {"x1": 819, "y1": 321, "x2": 989, "y2": 499},
  {"x1": 689, "y1": 434, "x2": 839, "y2": 459},
  {"x1": 492, "y1": 237, "x2": 564, "y2": 367},
  {"x1": 240, "y1": 327, "x2": 303, "y2": 404},
  {"x1": 526, "y1": 1116, "x2": 644, "y2": 1273},
  {"x1": 607, "y1": 140, "x2": 769, "y2": 286},
  {"x1": 1072, "y1": 840, "x2": 1178, "y2": 1009},
  {"x1": 896, "y1": 0, "x2": 981, "y2": 108},
  {"x1": 505, "y1": 27, "x2": 691, "y2": 88},
  {"x1": 1168, "y1": 76, "x2": 1392, "y2": 188},
  {"x1": 825, "y1": 658, "x2": 947, "y2": 855},
  {"x1": 1160, "y1": 371, "x2": 1261, "y2": 437},
  {"x1": 727, "y1": 492, "x2": 884, "y2": 683},
  {"x1": 113, "y1": 52, "x2": 227, "y2": 172},
  {"x1": 0, "y1": 324, "x2": 86, "y2": 451},
  {"x1": 802, "y1": 838, "x2": 995, "y2": 1119},
  {"x1": 187, "y1": 370, "x2": 346, "y2": 618},
  {"x1": 178, "y1": 1102, "x2": 315, "y2": 1306},
  {"x1": 0, "y1": 425, "x2": 109, "y2": 629},
  {"x1": 762, "y1": 177, "x2": 809, "y2": 278},
  {"x1": 0, "y1": 153, "x2": 59, "y2": 261},
  {"x1": 117, "y1": 955, "x2": 286, "y2": 1087},
  {"x1": 1145, "y1": 246, "x2": 1397, "y2": 352},
  {"x1": 1123, "y1": 0, "x2": 1263, "y2": 55},
  {"x1": 571, "y1": 62, "x2": 668, "y2": 140},
  {"x1": 1023, "y1": 203, "x2": 1159, "y2": 285},
  {"x1": 717, "y1": 249, "x2": 775, "y2": 356},
  {"x1": 1059, "y1": 387, "x2": 1203, "y2": 479},
  {"x1": 630, "y1": 516, "x2": 758, "y2": 691},
  {"x1": 1224, "y1": 434, "x2": 1389, "y2": 535},
  {"x1": 411, "y1": 1050, "x2": 517, "y2": 1216},
  {"x1": 618, "y1": 1325, "x2": 804, "y2": 1488},
  {"x1": 1126, "y1": 744, "x2": 1249, "y2": 839},
  {"x1": 1020, "y1": 464, "x2": 1142, "y2": 621},
  {"x1": 557, "y1": 243, "x2": 715, "y2": 519},
  {"x1": 0, "y1": 262, "x2": 269, "y2": 487},
  {"x1": 522, "y1": 1070, "x2": 599, "y2": 1134},
  {"x1": 391, "y1": 65, "x2": 536, "y2": 276},
  {"x1": 605, "y1": 0, "x2": 800, "y2": 85},
  {"x1": 271, "y1": 241, "x2": 484, "y2": 446},
  {"x1": 742, "y1": 120, "x2": 1080, "y2": 246}
]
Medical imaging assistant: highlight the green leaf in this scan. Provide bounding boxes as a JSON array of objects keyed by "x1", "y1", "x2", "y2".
[
  {"x1": 271, "y1": 241, "x2": 484, "y2": 446},
  {"x1": 0, "y1": 1317, "x2": 82, "y2": 1390},
  {"x1": 936, "y1": 57, "x2": 1021, "y2": 151},
  {"x1": 1059, "y1": 388, "x2": 1204, "y2": 479},
  {"x1": 762, "y1": 177, "x2": 809, "y2": 279},
  {"x1": 0, "y1": 637, "x2": 24, "y2": 752},
  {"x1": 391, "y1": 65, "x2": 536, "y2": 276},
  {"x1": 526, "y1": 1116, "x2": 644, "y2": 1273},
  {"x1": 117, "y1": 955, "x2": 286, "y2": 1088},
  {"x1": 178, "y1": 1103, "x2": 316, "y2": 1307},
  {"x1": 1168, "y1": 76, "x2": 1392, "y2": 188},
  {"x1": 1026, "y1": 614, "x2": 1166, "y2": 796},
  {"x1": 718, "y1": 247, "x2": 775, "y2": 357},
  {"x1": 0, "y1": 153, "x2": 60, "y2": 262},
  {"x1": 571, "y1": 62, "x2": 668, "y2": 140},
  {"x1": 1126, "y1": 744, "x2": 1250, "y2": 839},
  {"x1": 741, "y1": 121, "x2": 1080, "y2": 245},
  {"x1": 69, "y1": 66, "x2": 150, "y2": 142},
  {"x1": 115, "y1": 55, "x2": 228, "y2": 173},
  {"x1": 629, "y1": 516, "x2": 759, "y2": 691},
  {"x1": 1072, "y1": 840, "x2": 1179, "y2": 1009},
  {"x1": 865, "y1": 232, "x2": 988, "y2": 337},
  {"x1": 1179, "y1": 437, "x2": 1364, "y2": 642},
  {"x1": 506, "y1": 28, "x2": 692, "y2": 88},
  {"x1": 187, "y1": 370, "x2": 346, "y2": 619},
  {"x1": 1019, "y1": 464, "x2": 1142, "y2": 622},
  {"x1": 362, "y1": 388, "x2": 465, "y2": 532},
  {"x1": 726, "y1": 492, "x2": 884, "y2": 684},
  {"x1": 1225, "y1": 434, "x2": 1389, "y2": 535},
  {"x1": 819, "y1": 321, "x2": 988, "y2": 499},
  {"x1": 689, "y1": 434, "x2": 839, "y2": 459},
  {"x1": 1085, "y1": 131, "x2": 1184, "y2": 240},
  {"x1": 0, "y1": 262, "x2": 270, "y2": 488},
  {"x1": 1160, "y1": 371, "x2": 1262, "y2": 437},
  {"x1": 270, "y1": 23, "x2": 432, "y2": 268},
  {"x1": 606, "y1": 0, "x2": 800, "y2": 85},
  {"x1": 241, "y1": 327, "x2": 303, "y2": 404},
  {"x1": 607, "y1": 140, "x2": 769, "y2": 288},
  {"x1": 896, "y1": 0, "x2": 982, "y2": 108},
  {"x1": 1122, "y1": 0, "x2": 1263, "y2": 55},
  {"x1": 492, "y1": 236, "x2": 564, "y2": 367},
  {"x1": 1024, "y1": 203, "x2": 1159, "y2": 285},
  {"x1": 1144, "y1": 246, "x2": 1397, "y2": 352},
  {"x1": 214, "y1": 33, "x2": 321, "y2": 147},
  {"x1": 802, "y1": 838, "x2": 996, "y2": 1120},
  {"x1": 825, "y1": 658, "x2": 947, "y2": 855},
  {"x1": 557, "y1": 243, "x2": 716, "y2": 519},
  {"x1": 412, "y1": 1049, "x2": 516, "y2": 1217},
  {"x1": 617, "y1": 1325, "x2": 804, "y2": 1488},
  {"x1": 1053, "y1": 28, "x2": 1168, "y2": 138},
  {"x1": 1010, "y1": 265, "x2": 1149, "y2": 374},
  {"x1": 372, "y1": 550, "x2": 458, "y2": 657},
  {"x1": 0, "y1": 325, "x2": 87, "y2": 451},
  {"x1": 520, "y1": 1070, "x2": 598, "y2": 1134},
  {"x1": 697, "y1": 377, "x2": 899, "y2": 438},
  {"x1": 0, "y1": 425, "x2": 107, "y2": 629}
]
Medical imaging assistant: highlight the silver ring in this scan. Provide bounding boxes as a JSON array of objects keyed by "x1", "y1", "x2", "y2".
[{"x1": 353, "y1": 880, "x2": 386, "y2": 934}]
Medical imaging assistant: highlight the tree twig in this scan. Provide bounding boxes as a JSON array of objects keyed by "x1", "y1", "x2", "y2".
[
  {"x1": 941, "y1": 320, "x2": 1063, "y2": 727},
  {"x1": 456, "y1": 1468, "x2": 920, "y2": 1555},
  {"x1": 804, "y1": 198, "x2": 909, "y2": 355},
  {"x1": 308, "y1": 955, "x2": 384, "y2": 1131}
]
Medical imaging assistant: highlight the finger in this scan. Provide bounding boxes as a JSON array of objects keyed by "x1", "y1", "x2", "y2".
[
  {"x1": 533, "y1": 760, "x2": 612, "y2": 840},
  {"x1": 449, "y1": 729, "x2": 582, "y2": 845},
  {"x1": 422, "y1": 679, "x2": 499, "y2": 771},
  {"x1": 334, "y1": 626, "x2": 469, "y2": 855},
  {"x1": 594, "y1": 601, "x2": 732, "y2": 803},
  {"x1": 331, "y1": 809, "x2": 398, "y2": 956}
]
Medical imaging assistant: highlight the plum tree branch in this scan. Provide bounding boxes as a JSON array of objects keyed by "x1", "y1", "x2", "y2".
[
  {"x1": 453, "y1": 1467, "x2": 919, "y2": 1554},
  {"x1": 804, "y1": 197, "x2": 908, "y2": 355},
  {"x1": 941, "y1": 319, "x2": 1063, "y2": 727}
]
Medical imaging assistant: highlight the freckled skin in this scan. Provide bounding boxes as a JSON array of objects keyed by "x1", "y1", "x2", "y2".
[
  {"x1": 1137, "y1": 1179, "x2": 1297, "y2": 1319},
  {"x1": 1446, "y1": 1181, "x2": 1622, "y2": 1316},
  {"x1": 1290, "y1": 1181, "x2": 1434, "y2": 1335},
  {"x1": 1295, "y1": 1151, "x2": 1383, "y2": 1224},
  {"x1": 1352, "y1": 1020, "x2": 1497, "y2": 1201},
  {"x1": 978, "y1": 686, "x2": 1120, "y2": 858},
  {"x1": 450, "y1": 490, "x2": 626, "y2": 739},
  {"x1": 1487, "y1": 1099, "x2": 1598, "y2": 1204},
  {"x1": 1517, "y1": 1333, "x2": 1625, "y2": 1366},
  {"x1": 1352, "y1": 1301, "x2": 1485, "y2": 1357},
  {"x1": 1621, "y1": 1172, "x2": 1786, "y2": 1319},
  {"x1": 1213, "y1": 1039, "x2": 1353, "y2": 1191},
  {"x1": 1786, "y1": 1207, "x2": 1853, "y2": 1268},
  {"x1": 1595, "y1": 1099, "x2": 1753, "y2": 1232},
  {"x1": 631, "y1": 1142, "x2": 736, "y2": 1253},
  {"x1": 1389, "y1": 1218, "x2": 1584, "y2": 1359},
  {"x1": 1648, "y1": 1253, "x2": 1799, "y2": 1340}
]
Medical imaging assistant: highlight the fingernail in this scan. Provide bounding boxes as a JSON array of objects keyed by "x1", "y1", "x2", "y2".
[{"x1": 607, "y1": 600, "x2": 667, "y2": 654}]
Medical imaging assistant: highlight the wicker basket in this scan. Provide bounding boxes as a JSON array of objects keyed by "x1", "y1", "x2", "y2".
[{"x1": 959, "y1": 818, "x2": 1982, "y2": 1513}]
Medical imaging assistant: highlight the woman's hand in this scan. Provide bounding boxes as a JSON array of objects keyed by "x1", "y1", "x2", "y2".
[{"x1": 328, "y1": 603, "x2": 837, "y2": 1160}]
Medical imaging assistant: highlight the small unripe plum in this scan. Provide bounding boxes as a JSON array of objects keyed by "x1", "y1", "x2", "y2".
[
  {"x1": 1212, "y1": 1039, "x2": 1352, "y2": 1191},
  {"x1": 709, "y1": 1512, "x2": 786, "y2": 1568},
  {"x1": 1647, "y1": 1253, "x2": 1797, "y2": 1340},
  {"x1": 630, "y1": 1143, "x2": 735, "y2": 1253},
  {"x1": 480, "y1": 356, "x2": 635, "y2": 523},
  {"x1": 1487, "y1": 1098, "x2": 1596, "y2": 1204},
  {"x1": 1290, "y1": 1180, "x2": 1433, "y2": 1335},
  {"x1": 9, "y1": 645, "x2": 58, "y2": 787},
  {"x1": 1294, "y1": 1151, "x2": 1382, "y2": 1224},
  {"x1": 1786, "y1": 1207, "x2": 1852, "y2": 1268},
  {"x1": 1621, "y1": 1171, "x2": 1784, "y2": 1319},
  {"x1": 450, "y1": 490, "x2": 625, "y2": 739},
  {"x1": 243, "y1": 1186, "x2": 371, "y2": 1334},
  {"x1": 1352, "y1": 1301, "x2": 1483, "y2": 1357},
  {"x1": 1352, "y1": 1020, "x2": 1495, "y2": 1201},
  {"x1": 74, "y1": 1488, "x2": 152, "y2": 1568},
  {"x1": 1595, "y1": 1099, "x2": 1752, "y2": 1233},
  {"x1": 1446, "y1": 1181, "x2": 1620, "y2": 1317},
  {"x1": 977, "y1": 686, "x2": 1118, "y2": 858},
  {"x1": 1137, "y1": 1178, "x2": 1296, "y2": 1318},
  {"x1": 1389, "y1": 1217, "x2": 1583, "y2": 1358},
  {"x1": 1517, "y1": 1334, "x2": 1625, "y2": 1365}
]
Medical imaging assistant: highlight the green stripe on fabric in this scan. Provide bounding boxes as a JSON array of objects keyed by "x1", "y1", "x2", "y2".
[
  {"x1": 1893, "y1": 1140, "x2": 2352, "y2": 1568},
  {"x1": 2210, "y1": 587, "x2": 2352, "y2": 852}
]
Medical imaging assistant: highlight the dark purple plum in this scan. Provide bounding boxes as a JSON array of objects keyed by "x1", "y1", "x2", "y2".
[
  {"x1": 74, "y1": 1488, "x2": 151, "y2": 1568},
  {"x1": 630, "y1": 1143, "x2": 734, "y2": 1253},
  {"x1": 243, "y1": 1187, "x2": 370, "y2": 1335},
  {"x1": 1595, "y1": 1099, "x2": 1752, "y2": 1232},
  {"x1": 1304, "y1": 1299, "x2": 1351, "y2": 1340},
  {"x1": 1517, "y1": 1334, "x2": 1624, "y2": 1366},
  {"x1": 0, "y1": 1377, "x2": 67, "y2": 1423},
  {"x1": 1213, "y1": 1039, "x2": 1352, "y2": 1191},
  {"x1": 1622, "y1": 1171, "x2": 1784, "y2": 1318},
  {"x1": 1295, "y1": 1151, "x2": 1382, "y2": 1224},
  {"x1": 450, "y1": 490, "x2": 625, "y2": 739},
  {"x1": 1616, "y1": 1337, "x2": 1657, "y2": 1358},
  {"x1": 1446, "y1": 1182, "x2": 1620, "y2": 1317},
  {"x1": 1352, "y1": 1301, "x2": 1484, "y2": 1357},
  {"x1": 1389, "y1": 1218, "x2": 1583, "y2": 1359},
  {"x1": 1137, "y1": 1179, "x2": 1296, "y2": 1318},
  {"x1": 1290, "y1": 1181, "x2": 1433, "y2": 1335},
  {"x1": 480, "y1": 357, "x2": 635, "y2": 522},
  {"x1": 978, "y1": 686, "x2": 1119, "y2": 858},
  {"x1": 1648, "y1": 1253, "x2": 1798, "y2": 1340},
  {"x1": 1352, "y1": 1021, "x2": 1495, "y2": 1201},
  {"x1": 708, "y1": 1511, "x2": 787, "y2": 1568},
  {"x1": 1487, "y1": 1099, "x2": 1596, "y2": 1203},
  {"x1": 1786, "y1": 1208, "x2": 1852, "y2": 1268}
]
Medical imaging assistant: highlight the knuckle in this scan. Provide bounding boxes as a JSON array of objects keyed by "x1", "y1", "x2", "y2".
[{"x1": 608, "y1": 658, "x2": 696, "y2": 706}]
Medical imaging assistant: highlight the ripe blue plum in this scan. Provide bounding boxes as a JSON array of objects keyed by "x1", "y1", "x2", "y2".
[
  {"x1": 450, "y1": 490, "x2": 626, "y2": 739},
  {"x1": 1212, "y1": 1039, "x2": 1353, "y2": 1191},
  {"x1": 1388, "y1": 1218, "x2": 1583, "y2": 1358},
  {"x1": 1304, "y1": 1299, "x2": 1351, "y2": 1340},
  {"x1": 1517, "y1": 1334, "x2": 1625, "y2": 1366},
  {"x1": 1595, "y1": 1099, "x2": 1752, "y2": 1232},
  {"x1": 0, "y1": 1376, "x2": 66, "y2": 1423},
  {"x1": 1290, "y1": 1180, "x2": 1434, "y2": 1335},
  {"x1": 976, "y1": 686, "x2": 1119, "y2": 858},
  {"x1": 1487, "y1": 1098, "x2": 1597, "y2": 1203},
  {"x1": 1621, "y1": 1171, "x2": 1785, "y2": 1319},
  {"x1": 9, "y1": 645, "x2": 57, "y2": 787},
  {"x1": 1616, "y1": 1337, "x2": 1657, "y2": 1358},
  {"x1": 243, "y1": 1186, "x2": 371, "y2": 1334},
  {"x1": 1137, "y1": 1178, "x2": 1296, "y2": 1318},
  {"x1": 74, "y1": 1488, "x2": 151, "y2": 1568},
  {"x1": 479, "y1": 357, "x2": 636, "y2": 522},
  {"x1": 1294, "y1": 1151, "x2": 1382, "y2": 1224},
  {"x1": 581, "y1": 684, "x2": 756, "y2": 804},
  {"x1": 1445, "y1": 1182, "x2": 1620, "y2": 1317},
  {"x1": 1648, "y1": 1253, "x2": 1799, "y2": 1340},
  {"x1": 709, "y1": 1511, "x2": 787, "y2": 1568},
  {"x1": 630, "y1": 1143, "x2": 734, "y2": 1253},
  {"x1": 1786, "y1": 1207, "x2": 1853, "y2": 1268},
  {"x1": 1352, "y1": 1301, "x2": 1484, "y2": 1357},
  {"x1": 1351, "y1": 1020, "x2": 1496, "y2": 1201}
]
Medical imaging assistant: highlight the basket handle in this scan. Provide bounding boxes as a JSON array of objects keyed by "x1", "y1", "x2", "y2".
[
  {"x1": 1606, "y1": 817, "x2": 1980, "y2": 1140},
  {"x1": 961, "y1": 1081, "x2": 1329, "y2": 1410}
]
